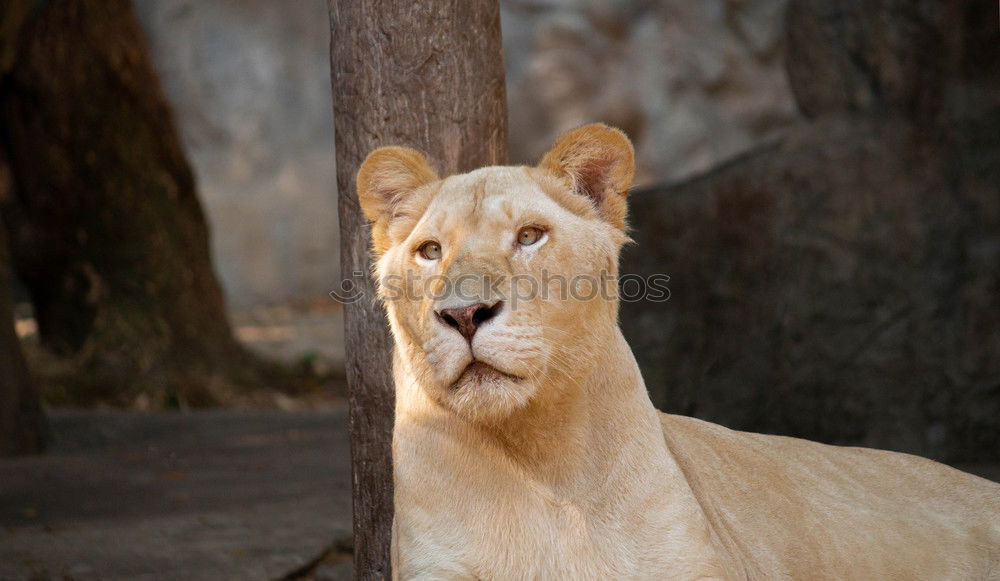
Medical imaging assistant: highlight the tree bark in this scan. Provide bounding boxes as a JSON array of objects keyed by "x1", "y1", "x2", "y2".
[
  {"x1": 327, "y1": 1, "x2": 507, "y2": 577},
  {"x1": 0, "y1": 0, "x2": 276, "y2": 407},
  {"x1": 0, "y1": 0, "x2": 45, "y2": 457},
  {"x1": 0, "y1": 160, "x2": 45, "y2": 456}
]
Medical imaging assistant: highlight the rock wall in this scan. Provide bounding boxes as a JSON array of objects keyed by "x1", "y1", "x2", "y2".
[
  {"x1": 133, "y1": 0, "x2": 339, "y2": 308},
  {"x1": 620, "y1": 0, "x2": 1000, "y2": 461},
  {"x1": 133, "y1": 0, "x2": 797, "y2": 306},
  {"x1": 505, "y1": 0, "x2": 797, "y2": 183}
]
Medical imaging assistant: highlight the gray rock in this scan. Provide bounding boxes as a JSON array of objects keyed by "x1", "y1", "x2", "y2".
[
  {"x1": 504, "y1": 0, "x2": 798, "y2": 184},
  {"x1": 132, "y1": 0, "x2": 339, "y2": 308},
  {"x1": 621, "y1": 113, "x2": 1000, "y2": 462},
  {"x1": 131, "y1": 0, "x2": 799, "y2": 309}
]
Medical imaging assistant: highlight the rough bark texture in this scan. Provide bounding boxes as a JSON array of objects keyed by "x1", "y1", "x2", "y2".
[
  {"x1": 0, "y1": 173, "x2": 45, "y2": 456},
  {"x1": 0, "y1": 0, "x2": 44, "y2": 456},
  {"x1": 328, "y1": 1, "x2": 507, "y2": 577},
  {"x1": 621, "y1": 0, "x2": 1000, "y2": 461},
  {"x1": 0, "y1": 0, "x2": 279, "y2": 407}
]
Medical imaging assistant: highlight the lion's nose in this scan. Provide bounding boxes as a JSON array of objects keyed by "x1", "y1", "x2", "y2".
[{"x1": 436, "y1": 301, "x2": 503, "y2": 342}]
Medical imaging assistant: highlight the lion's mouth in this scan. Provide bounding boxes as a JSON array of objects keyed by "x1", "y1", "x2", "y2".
[{"x1": 457, "y1": 360, "x2": 522, "y2": 385}]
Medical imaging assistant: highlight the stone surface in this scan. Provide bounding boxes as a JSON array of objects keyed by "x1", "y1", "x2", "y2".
[
  {"x1": 131, "y1": 0, "x2": 798, "y2": 307},
  {"x1": 132, "y1": 0, "x2": 340, "y2": 309},
  {"x1": 618, "y1": 0, "x2": 1000, "y2": 463},
  {"x1": 0, "y1": 410, "x2": 353, "y2": 581},
  {"x1": 504, "y1": 0, "x2": 798, "y2": 183},
  {"x1": 621, "y1": 103, "x2": 1000, "y2": 461},
  {"x1": 622, "y1": 119, "x2": 979, "y2": 460},
  {"x1": 786, "y1": 0, "x2": 953, "y2": 121}
]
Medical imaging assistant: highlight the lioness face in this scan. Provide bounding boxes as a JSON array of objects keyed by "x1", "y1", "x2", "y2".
[{"x1": 358, "y1": 124, "x2": 635, "y2": 422}]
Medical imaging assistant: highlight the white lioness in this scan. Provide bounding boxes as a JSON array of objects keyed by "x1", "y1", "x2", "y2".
[{"x1": 357, "y1": 124, "x2": 1000, "y2": 580}]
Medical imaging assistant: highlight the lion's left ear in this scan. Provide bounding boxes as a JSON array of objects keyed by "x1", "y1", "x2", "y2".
[
  {"x1": 357, "y1": 146, "x2": 439, "y2": 255},
  {"x1": 538, "y1": 123, "x2": 635, "y2": 230}
]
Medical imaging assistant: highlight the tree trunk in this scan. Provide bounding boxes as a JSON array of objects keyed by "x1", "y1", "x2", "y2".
[
  {"x1": 0, "y1": 0, "x2": 276, "y2": 407},
  {"x1": 620, "y1": 0, "x2": 1000, "y2": 462},
  {"x1": 0, "y1": 0, "x2": 45, "y2": 457},
  {"x1": 0, "y1": 161, "x2": 45, "y2": 456},
  {"x1": 327, "y1": 1, "x2": 507, "y2": 577}
]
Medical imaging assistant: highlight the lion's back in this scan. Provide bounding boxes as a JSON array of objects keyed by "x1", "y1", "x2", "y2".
[{"x1": 658, "y1": 413, "x2": 1000, "y2": 580}]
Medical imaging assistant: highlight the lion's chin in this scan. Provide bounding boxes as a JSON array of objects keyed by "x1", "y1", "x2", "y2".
[
  {"x1": 443, "y1": 361, "x2": 534, "y2": 422},
  {"x1": 456, "y1": 361, "x2": 522, "y2": 386}
]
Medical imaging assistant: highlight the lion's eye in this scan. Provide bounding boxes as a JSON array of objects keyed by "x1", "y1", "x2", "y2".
[
  {"x1": 517, "y1": 226, "x2": 544, "y2": 247},
  {"x1": 417, "y1": 241, "x2": 442, "y2": 260}
]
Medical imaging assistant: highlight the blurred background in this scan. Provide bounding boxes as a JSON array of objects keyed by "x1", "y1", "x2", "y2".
[{"x1": 1, "y1": 0, "x2": 997, "y2": 579}]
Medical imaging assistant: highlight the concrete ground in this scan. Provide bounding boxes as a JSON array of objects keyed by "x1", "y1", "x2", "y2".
[{"x1": 0, "y1": 409, "x2": 354, "y2": 581}]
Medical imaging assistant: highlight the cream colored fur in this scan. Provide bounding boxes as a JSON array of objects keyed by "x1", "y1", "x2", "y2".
[{"x1": 357, "y1": 124, "x2": 1000, "y2": 580}]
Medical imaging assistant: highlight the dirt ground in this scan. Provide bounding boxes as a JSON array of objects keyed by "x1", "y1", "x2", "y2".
[{"x1": 0, "y1": 409, "x2": 354, "y2": 581}]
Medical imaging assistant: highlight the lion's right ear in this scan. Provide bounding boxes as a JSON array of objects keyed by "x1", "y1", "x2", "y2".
[
  {"x1": 357, "y1": 147, "x2": 438, "y2": 254},
  {"x1": 538, "y1": 123, "x2": 634, "y2": 230}
]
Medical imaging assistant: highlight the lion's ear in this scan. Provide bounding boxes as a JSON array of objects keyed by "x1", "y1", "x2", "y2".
[
  {"x1": 538, "y1": 123, "x2": 635, "y2": 230},
  {"x1": 357, "y1": 146, "x2": 438, "y2": 254}
]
